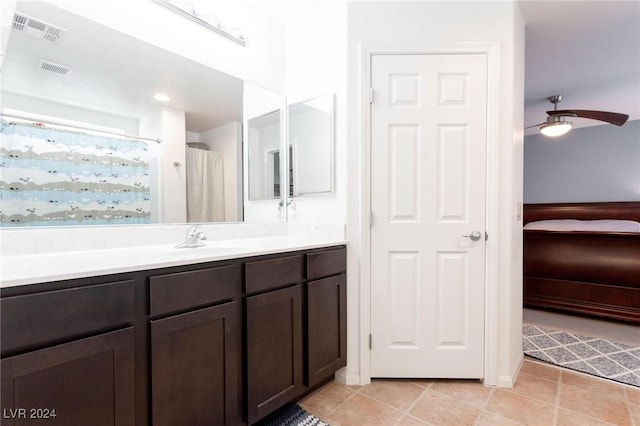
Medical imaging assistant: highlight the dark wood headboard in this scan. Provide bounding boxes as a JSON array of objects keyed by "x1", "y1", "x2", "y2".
[{"x1": 523, "y1": 202, "x2": 640, "y2": 225}]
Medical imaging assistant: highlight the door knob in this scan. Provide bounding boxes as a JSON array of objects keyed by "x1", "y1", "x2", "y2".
[{"x1": 462, "y1": 230, "x2": 482, "y2": 241}]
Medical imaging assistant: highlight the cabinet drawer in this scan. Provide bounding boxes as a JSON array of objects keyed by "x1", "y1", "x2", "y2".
[
  {"x1": 149, "y1": 264, "x2": 241, "y2": 316},
  {"x1": 244, "y1": 255, "x2": 303, "y2": 295},
  {"x1": 1, "y1": 280, "x2": 135, "y2": 354},
  {"x1": 307, "y1": 247, "x2": 346, "y2": 280}
]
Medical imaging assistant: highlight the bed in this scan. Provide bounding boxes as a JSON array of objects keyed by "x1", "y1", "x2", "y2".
[{"x1": 523, "y1": 201, "x2": 640, "y2": 324}]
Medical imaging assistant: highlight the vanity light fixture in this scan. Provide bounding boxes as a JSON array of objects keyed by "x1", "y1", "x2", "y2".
[
  {"x1": 153, "y1": 93, "x2": 171, "y2": 102},
  {"x1": 151, "y1": 0, "x2": 247, "y2": 47}
]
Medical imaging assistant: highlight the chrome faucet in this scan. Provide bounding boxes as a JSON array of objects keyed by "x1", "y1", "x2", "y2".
[{"x1": 176, "y1": 225, "x2": 207, "y2": 248}]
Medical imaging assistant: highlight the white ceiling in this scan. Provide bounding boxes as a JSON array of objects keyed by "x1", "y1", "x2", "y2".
[{"x1": 4, "y1": 1, "x2": 639, "y2": 135}]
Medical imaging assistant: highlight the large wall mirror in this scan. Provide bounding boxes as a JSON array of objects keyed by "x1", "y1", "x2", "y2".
[{"x1": 0, "y1": 0, "x2": 284, "y2": 227}]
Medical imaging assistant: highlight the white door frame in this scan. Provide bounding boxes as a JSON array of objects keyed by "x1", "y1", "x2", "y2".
[{"x1": 358, "y1": 41, "x2": 500, "y2": 386}]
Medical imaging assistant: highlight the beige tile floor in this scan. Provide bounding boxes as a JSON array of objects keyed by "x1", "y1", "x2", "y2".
[{"x1": 299, "y1": 359, "x2": 640, "y2": 426}]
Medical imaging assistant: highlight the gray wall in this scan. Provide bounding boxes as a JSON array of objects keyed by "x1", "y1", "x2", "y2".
[{"x1": 524, "y1": 119, "x2": 640, "y2": 203}]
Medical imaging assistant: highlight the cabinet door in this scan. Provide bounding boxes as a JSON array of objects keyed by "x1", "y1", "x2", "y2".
[
  {"x1": 307, "y1": 274, "x2": 347, "y2": 387},
  {"x1": 1, "y1": 328, "x2": 135, "y2": 426},
  {"x1": 246, "y1": 285, "x2": 303, "y2": 424},
  {"x1": 150, "y1": 302, "x2": 239, "y2": 426}
]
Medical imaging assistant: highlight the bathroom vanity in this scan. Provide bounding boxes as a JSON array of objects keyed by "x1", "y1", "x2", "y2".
[{"x1": 0, "y1": 243, "x2": 346, "y2": 426}]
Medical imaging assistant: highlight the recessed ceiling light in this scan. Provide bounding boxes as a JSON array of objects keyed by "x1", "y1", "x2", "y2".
[{"x1": 153, "y1": 93, "x2": 171, "y2": 102}]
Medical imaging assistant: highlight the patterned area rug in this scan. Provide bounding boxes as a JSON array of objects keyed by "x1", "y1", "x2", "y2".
[
  {"x1": 523, "y1": 323, "x2": 640, "y2": 387},
  {"x1": 257, "y1": 404, "x2": 329, "y2": 426}
]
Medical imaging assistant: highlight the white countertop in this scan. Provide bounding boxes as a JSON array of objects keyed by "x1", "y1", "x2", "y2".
[{"x1": 0, "y1": 235, "x2": 347, "y2": 288}]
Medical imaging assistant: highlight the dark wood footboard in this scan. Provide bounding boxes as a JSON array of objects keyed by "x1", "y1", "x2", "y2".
[
  {"x1": 523, "y1": 202, "x2": 640, "y2": 324},
  {"x1": 524, "y1": 230, "x2": 640, "y2": 323}
]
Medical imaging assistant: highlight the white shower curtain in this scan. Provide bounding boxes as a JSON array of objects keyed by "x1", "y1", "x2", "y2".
[{"x1": 186, "y1": 147, "x2": 225, "y2": 222}]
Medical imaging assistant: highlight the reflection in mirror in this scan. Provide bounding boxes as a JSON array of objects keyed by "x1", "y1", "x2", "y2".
[
  {"x1": 288, "y1": 94, "x2": 334, "y2": 196},
  {"x1": 243, "y1": 82, "x2": 286, "y2": 222},
  {"x1": 247, "y1": 110, "x2": 281, "y2": 200},
  {"x1": 0, "y1": 0, "x2": 279, "y2": 226}
]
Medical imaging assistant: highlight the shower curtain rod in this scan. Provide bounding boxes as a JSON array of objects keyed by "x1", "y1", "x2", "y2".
[{"x1": 0, "y1": 112, "x2": 162, "y2": 144}]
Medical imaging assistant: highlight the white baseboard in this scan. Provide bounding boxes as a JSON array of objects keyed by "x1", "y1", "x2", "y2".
[
  {"x1": 494, "y1": 351, "x2": 524, "y2": 388},
  {"x1": 334, "y1": 368, "x2": 364, "y2": 385}
]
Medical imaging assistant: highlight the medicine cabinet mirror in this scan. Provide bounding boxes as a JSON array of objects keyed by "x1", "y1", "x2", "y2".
[
  {"x1": 247, "y1": 109, "x2": 283, "y2": 201},
  {"x1": 288, "y1": 94, "x2": 334, "y2": 197}
]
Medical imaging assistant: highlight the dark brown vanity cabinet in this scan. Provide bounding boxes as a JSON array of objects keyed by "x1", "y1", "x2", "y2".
[
  {"x1": 306, "y1": 249, "x2": 347, "y2": 388},
  {"x1": 0, "y1": 245, "x2": 346, "y2": 426},
  {"x1": 244, "y1": 248, "x2": 347, "y2": 424},
  {"x1": 0, "y1": 281, "x2": 136, "y2": 426},
  {"x1": 245, "y1": 255, "x2": 305, "y2": 424},
  {"x1": 149, "y1": 265, "x2": 241, "y2": 426}
]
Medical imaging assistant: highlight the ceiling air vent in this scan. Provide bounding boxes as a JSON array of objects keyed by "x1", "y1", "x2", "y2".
[
  {"x1": 39, "y1": 59, "x2": 72, "y2": 76},
  {"x1": 12, "y1": 12, "x2": 66, "y2": 44}
]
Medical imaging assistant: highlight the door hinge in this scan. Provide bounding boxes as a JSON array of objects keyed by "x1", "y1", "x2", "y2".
[
  {"x1": 369, "y1": 334, "x2": 372, "y2": 350},
  {"x1": 369, "y1": 87, "x2": 374, "y2": 104}
]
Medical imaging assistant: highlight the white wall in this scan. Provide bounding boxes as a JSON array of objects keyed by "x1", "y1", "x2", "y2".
[
  {"x1": 506, "y1": 3, "x2": 526, "y2": 388},
  {"x1": 285, "y1": 2, "x2": 348, "y2": 223},
  {"x1": 345, "y1": 1, "x2": 525, "y2": 386},
  {"x1": 524, "y1": 119, "x2": 640, "y2": 203},
  {"x1": 199, "y1": 121, "x2": 243, "y2": 221}
]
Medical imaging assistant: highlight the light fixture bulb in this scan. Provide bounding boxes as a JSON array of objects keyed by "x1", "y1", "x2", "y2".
[
  {"x1": 540, "y1": 118, "x2": 572, "y2": 137},
  {"x1": 153, "y1": 93, "x2": 171, "y2": 102}
]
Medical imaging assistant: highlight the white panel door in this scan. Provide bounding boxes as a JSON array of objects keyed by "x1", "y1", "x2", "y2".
[{"x1": 370, "y1": 53, "x2": 488, "y2": 378}]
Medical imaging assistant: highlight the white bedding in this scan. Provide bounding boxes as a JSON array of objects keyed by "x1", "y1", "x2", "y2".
[{"x1": 523, "y1": 219, "x2": 640, "y2": 233}]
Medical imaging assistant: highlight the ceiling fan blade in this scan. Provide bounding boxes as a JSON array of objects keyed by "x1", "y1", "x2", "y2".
[
  {"x1": 547, "y1": 109, "x2": 629, "y2": 126},
  {"x1": 525, "y1": 123, "x2": 545, "y2": 129}
]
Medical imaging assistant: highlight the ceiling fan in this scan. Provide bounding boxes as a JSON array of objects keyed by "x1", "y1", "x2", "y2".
[{"x1": 527, "y1": 95, "x2": 629, "y2": 137}]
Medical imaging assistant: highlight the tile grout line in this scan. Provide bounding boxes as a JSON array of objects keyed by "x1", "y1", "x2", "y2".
[
  {"x1": 300, "y1": 381, "x2": 360, "y2": 421},
  {"x1": 353, "y1": 388, "x2": 418, "y2": 421},
  {"x1": 625, "y1": 387, "x2": 639, "y2": 426},
  {"x1": 392, "y1": 385, "x2": 430, "y2": 426},
  {"x1": 327, "y1": 382, "x2": 361, "y2": 416},
  {"x1": 556, "y1": 370, "x2": 631, "y2": 426},
  {"x1": 552, "y1": 370, "x2": 562, "y2": 426},
  {"x1": 473, "y1": 386, "x2": 509, "y2": 426}
]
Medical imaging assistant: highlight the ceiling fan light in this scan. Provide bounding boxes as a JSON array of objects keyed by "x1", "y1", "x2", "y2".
[{"x1": 540, "y1": 120, "x2": 572, "y2": 137}]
